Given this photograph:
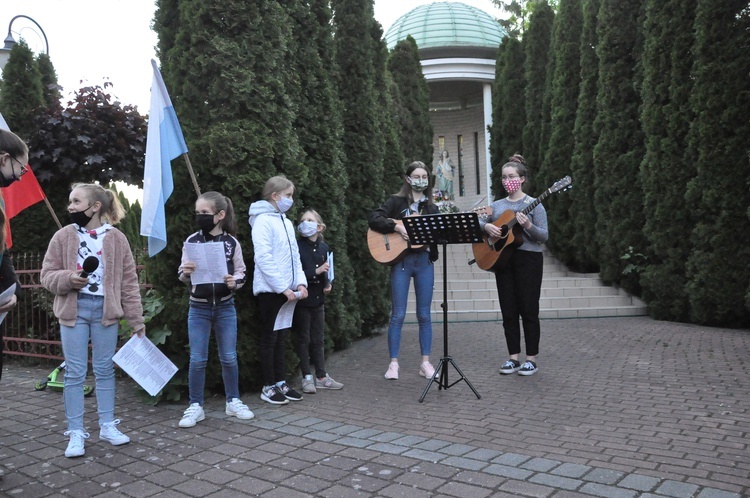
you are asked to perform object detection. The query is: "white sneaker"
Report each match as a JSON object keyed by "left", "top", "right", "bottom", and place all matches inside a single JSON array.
[
  {"left": 179, "top": 403, "right": 205, "bottom": 428},
  {"left": 64, "top": 430, "right": 89, "bottom": 458},
  {"left": 302, "top": 374, "right": 317, "bottom": 394},
  {"left": 99, "top": 419, "right": 130, "bottom": 445},
  {"left": 225, "top": 398, "right": 255, "bottom": 420}
]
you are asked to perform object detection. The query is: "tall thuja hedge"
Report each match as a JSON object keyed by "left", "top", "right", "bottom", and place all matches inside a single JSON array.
[
  {"left": 684, "top": 1, "right": 750, "bottom": 327},
  {"left": 280, "top": 0, "right": 360, "bottom": 349},
  {"left": 539, "top": 0, "right": 582, "bottom": 265},
  {"left": 522, "top": 0, "right": 554, "bottom": 193},
  {"left": 332, "top": 0, "right": 390, "bottom": 333},
  {"left": 491, "top": 37, "right": 526, "bottom": 197},
  {"left": 387, "top": 36, "right": 433, "bottom": 167},
  {"left": 638, "top": 0, "right": 696, "bottom": 321},
  {"left": 36, "top": 54, "right": 61, "bottom": 111},
  {"left": 0, "top": 40, "right": 43, "bottom": 138},
  {"left": 153, "top": 0, "right": 304, "bottom": 391},
  {"left": 568, "top": 0, "right": 600, "bottom": 271},
  {"left": 488, "top": 41, "right": 507, "bottom": 199},
  {"left": 592, "top": 0, "right": 646, "bottom": 291}
]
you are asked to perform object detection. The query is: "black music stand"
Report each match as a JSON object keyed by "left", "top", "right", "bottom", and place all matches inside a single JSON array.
[{"left": 403, "top": 212, "right": 484, "bottom": 403}]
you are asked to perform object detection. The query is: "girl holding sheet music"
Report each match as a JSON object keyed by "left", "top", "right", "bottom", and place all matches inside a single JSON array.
[
  {"left": 41, "top": 183, "right": 145, "bottom": 458},
  {"left": 292, "top": 209, "right": 343, "bottom": 393},
  {"left": 177, "top": 191, "right": 254, "bottom": 428},
  {"left": 248, "top": 176, "right": 307, "bottom": 405}
]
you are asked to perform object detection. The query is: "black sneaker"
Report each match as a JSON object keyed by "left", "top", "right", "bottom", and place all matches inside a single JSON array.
[
  {"left": 518, "top": 361, "right": 538, "bottom": 376},
  {"left": 260, "top": 385, "right": 289, "bottom": 405},
  {"left": 279, "top": 382, "right": 303, "bottom": 401},
  {"left": 499, "top": 359, "right": 521, "bottom": 375}
]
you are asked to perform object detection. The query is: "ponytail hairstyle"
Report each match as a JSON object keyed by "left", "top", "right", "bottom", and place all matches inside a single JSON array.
[
  {"left": 71, "top": 183, "right": 126, "bottom": 224},
  {"left": 262, "top": 175, "right": 294, "bottom": 200},
  {"left": 502, "top": 153, "right": 528, "bottom": 178},
  {"left": 396, "top": 161, "right": 435, "bottom": 206},
  {"left": 199, "top": 191, "right": 237, "bottom": 236}
]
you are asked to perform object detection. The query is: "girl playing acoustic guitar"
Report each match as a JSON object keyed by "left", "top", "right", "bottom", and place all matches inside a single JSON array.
[
  {"left": 368, "top": 161, "right": 439, "bottom": 381},
  {"left": 481, "top": 155, "right": 548, "bottom": 376}
]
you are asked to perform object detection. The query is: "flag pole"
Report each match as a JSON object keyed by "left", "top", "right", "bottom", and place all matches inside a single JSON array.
[
  {"left": 182, "top": 153, "right": 201, "bottom": 197},
  {"left": 43, "top": 197, "right": 62, "bottom": 229}
]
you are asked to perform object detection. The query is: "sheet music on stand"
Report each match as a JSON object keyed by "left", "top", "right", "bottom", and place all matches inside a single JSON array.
[{"left": 403, "top": 212, "right": 484, "bottom": 246}]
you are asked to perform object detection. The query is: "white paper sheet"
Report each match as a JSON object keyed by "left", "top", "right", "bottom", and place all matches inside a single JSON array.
[
  {"left": 113, "top": 335, "right": 178, "bottom": 396},
  {"left": 184, "top": 242, "right": 228, "bottom": 284},
  {"left": 273, "top": 300, "right": 297, "bottom": 331},
  {"left": 327, "top": 252, "right": 334, "bottom": 282},
  {"left": 0, "top": 283, "right": 16, "bottom": 325}
]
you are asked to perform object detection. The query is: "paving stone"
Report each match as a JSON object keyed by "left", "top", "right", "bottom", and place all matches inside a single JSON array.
[{"left": 655, "top": 480, "right": 700, "bottom": 497}]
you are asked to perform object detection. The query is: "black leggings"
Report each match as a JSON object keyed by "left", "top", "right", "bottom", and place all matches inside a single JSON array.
[
  {"left": 257, "top": 293, "right": 289, "bottom": 386},
  {"left": 494, "top": 250, "right": 543, "bottom": 357}
]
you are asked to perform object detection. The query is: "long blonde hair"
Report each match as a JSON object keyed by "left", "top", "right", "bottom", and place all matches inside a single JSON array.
[
  {"left": 262, "top": 175, "right": 294, "bottom": 200},
  {"left": 71, "top": 183, "right": 126, "bottom": 224}
]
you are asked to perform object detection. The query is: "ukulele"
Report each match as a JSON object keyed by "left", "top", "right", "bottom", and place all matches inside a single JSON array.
[
  {"left": 470, "top": 176, "right": 572, "bottom": 272},
  {"left": 368, "top": 206, "right": 493, "bottom": 265}
]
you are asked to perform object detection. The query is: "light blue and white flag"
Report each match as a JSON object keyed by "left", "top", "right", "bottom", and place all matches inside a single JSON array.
[
  {"left": 140, "top": 59, "right": 188, "bottom": 256},
  {"left": 0, "top": 111, "right": 9, "bottom": 131}
]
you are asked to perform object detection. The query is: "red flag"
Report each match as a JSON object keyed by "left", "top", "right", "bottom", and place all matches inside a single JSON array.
[
  {"left": 0, "top": 165, "right": 47, "bottom": 249},
  {"left": 1, "top": 164, "right": 46, "bottom": 218}
]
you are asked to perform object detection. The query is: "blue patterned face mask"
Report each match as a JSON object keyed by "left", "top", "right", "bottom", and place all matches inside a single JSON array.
[
  {"left": 297, "top": 221, "right": 318, "bottom": 237},
  {"left": 409, "top": 178, "right": 429, "bottom": 192}
]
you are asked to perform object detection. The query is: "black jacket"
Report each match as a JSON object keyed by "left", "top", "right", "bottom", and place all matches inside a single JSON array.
[{"left": 296, "top": 237, "right": 330, "bottom": 308}]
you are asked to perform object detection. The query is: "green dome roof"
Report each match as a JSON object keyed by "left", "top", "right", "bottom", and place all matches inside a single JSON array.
[{"left": 385, "top": 2, "right": 506, "bottom": 53}]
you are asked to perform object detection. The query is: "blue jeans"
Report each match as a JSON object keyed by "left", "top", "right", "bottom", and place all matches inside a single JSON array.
[
  {"left": 388, "top": 251, "right": 434, "bottom": 358},
  {"left": 60, "top": 294, "right": 118, "bottom": 431},
  {"left": 187, "top": 300, "right": 240, "bottom": 404}
]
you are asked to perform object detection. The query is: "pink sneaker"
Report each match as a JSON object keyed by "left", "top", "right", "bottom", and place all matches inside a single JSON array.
[
  {"left": 419, "top": 361, "right": 437, "bottom": 379},
  {"left": 384, "top": 362, "right": 399, "bottom": 380}
]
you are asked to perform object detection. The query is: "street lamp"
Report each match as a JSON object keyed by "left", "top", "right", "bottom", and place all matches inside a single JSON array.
[{"left": 0, "top": 15, "right": 49, "bottom": 72}]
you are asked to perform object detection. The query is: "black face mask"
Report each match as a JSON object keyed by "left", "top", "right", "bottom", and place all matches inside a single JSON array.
[
  {"left": 196, "top": 214, "right": 218, "bottom": 234},
  {"left": 70, "top": 207, "right": 94, "bottom": 227},
  {"left": 0, "top": 164, "right": 19, "bottom": 188}
]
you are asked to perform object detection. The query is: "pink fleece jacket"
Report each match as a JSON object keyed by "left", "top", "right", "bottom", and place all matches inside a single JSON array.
[{"left": 41, "top": 224, "right": 145, "bottom": 332}]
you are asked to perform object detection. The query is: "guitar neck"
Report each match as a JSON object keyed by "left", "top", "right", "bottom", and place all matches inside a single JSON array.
[{"left": 506, "top": 189, "right": 551, "bottom": 227}]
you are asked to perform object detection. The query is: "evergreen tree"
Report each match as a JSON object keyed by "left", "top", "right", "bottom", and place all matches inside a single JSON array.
[
  {"left": 36, "top": 53, "right": 62, "bottom": 111},
  {"left": 592, "top": 0, "right": 646, "bottom": 291},
  {"left": 280, "top": 0, "right": 360, "bottom": 349},
  {"left": 538, "top": 0, "right": 582, "bottom": 265},
  {"left": 153, "top": 0, "right": 303, "bottom": 391},
  {"left": 387, "top": 36, "right": 433, "bottom": 167},
  {"left": 568, "top": 0, "right": 600, "bottom": 271},
  {"left": 522, "top": 0, "right": 554, "bottom": 193},
  {"left": 0, "top": 40, "right": 44, "bottom": 138},
  {"left": 489, "top": 41, "right": 507, "bottom": 198},
  {"left": 491, "top": 38, "right": 526, "bottom": 198},
  {"left": 332, "top": 0, "right": 390, "bottom": 333},
  {"left": 638, "top": 0, "right": 696, "bottom": 321},
  {"left": 684, "top": 1, "right": 750, "bottom": 326}
]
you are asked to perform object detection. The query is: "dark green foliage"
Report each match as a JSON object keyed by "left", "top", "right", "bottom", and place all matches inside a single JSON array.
[
  {"left": 568, "top": 0, "right": 600, "bottom": 271},
  {"left": 523, "top": 0, "right": 554, "bottom": 191},
  {"left": 152, "top": 0, "right": 304, "bottom": 394},
  {"left": 592, "top": 0, "right": 646, "bottom": 291},
  {"left": 638, "top": 0, "right": 696, "bottom": 321},
  {"left": 333, "top": 0, "right": 391, "bottom": 333},
  {"left": 490, "top": 38, "right": 526, "bottom": 198},
  {"left": 36, "top": 53, "right": 62, "bottom": 111},
  {"left": 281, "top": 0, "right": 360, "bottom": 350},
  {"left": 538, "top": 0, "right": 582, "bottom": 265},
  {"left": 683, "top": 1, "right": 750, "bottom": 326},
  {"left": 387, "top": 36, "right": 434, "bottom": 167},
  {"left": 12, "top": 84, "right": 147, "bottom": 253},
  {"left": 115, "top": 191, "right": 145, "bottom": 254},
  {"left": 0, "top": 40, "right": 44, "bottom": 138}
]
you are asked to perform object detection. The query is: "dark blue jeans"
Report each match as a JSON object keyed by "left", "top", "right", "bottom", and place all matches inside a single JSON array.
[
  {"left": 187, "top": 300, "right": 240, "bottom": 404},
  {"left": 388, "top": 251, "right": 434, "bottom": 358}
]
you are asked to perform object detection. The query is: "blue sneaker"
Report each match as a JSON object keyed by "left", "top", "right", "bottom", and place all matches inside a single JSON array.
[
  {"left": 499, "top": 359, "right": 521, "bottom": 375},
  {"left": 518, "top": 361, "right": 538, "bottom": 376}
]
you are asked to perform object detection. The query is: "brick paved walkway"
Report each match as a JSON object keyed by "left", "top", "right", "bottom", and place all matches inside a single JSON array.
[{"left": 1, "top": 316, "right": 748, "bottom": 497}]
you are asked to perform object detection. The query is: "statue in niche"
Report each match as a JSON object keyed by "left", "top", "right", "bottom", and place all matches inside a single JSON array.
[{"left": 433, "top": 149, "right": 455, "bottom": 200}]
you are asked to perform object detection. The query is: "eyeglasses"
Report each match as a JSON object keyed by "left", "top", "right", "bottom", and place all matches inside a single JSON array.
[{"left": 2, "top": 152, "right": 28, "bottom": 176}]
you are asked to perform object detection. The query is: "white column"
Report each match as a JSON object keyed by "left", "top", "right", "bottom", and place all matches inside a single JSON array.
[{"left": 482, "top": 82, "right": 493, "bottom": 203}]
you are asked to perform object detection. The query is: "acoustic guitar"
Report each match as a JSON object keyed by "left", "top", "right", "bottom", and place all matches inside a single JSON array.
[
  {"left": 471, "top": 176, "right": 572, "bottom": 272},
  {"left": 368, "top": 206, "right": 493, "bottom": 265}
]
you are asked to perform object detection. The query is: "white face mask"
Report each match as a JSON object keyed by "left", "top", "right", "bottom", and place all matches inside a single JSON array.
[
  {"left": 276, "top": 196, "right": 293, "bottom": 213},
  {"left": 297, "top": 220, "right": 318, "bottom": 237}
]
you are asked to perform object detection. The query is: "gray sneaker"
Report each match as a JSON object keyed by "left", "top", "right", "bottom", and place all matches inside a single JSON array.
[
  {"left": 315, "top": 374, "right": 343, "bottom": 390},
  {"left": 302, "top": 374, "right": 317, "bottom": 394}
]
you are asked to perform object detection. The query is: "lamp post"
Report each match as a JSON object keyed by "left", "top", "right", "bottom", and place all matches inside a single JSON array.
[{"left": 0, "top": 15, "right": 49, "bottom": 72}]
